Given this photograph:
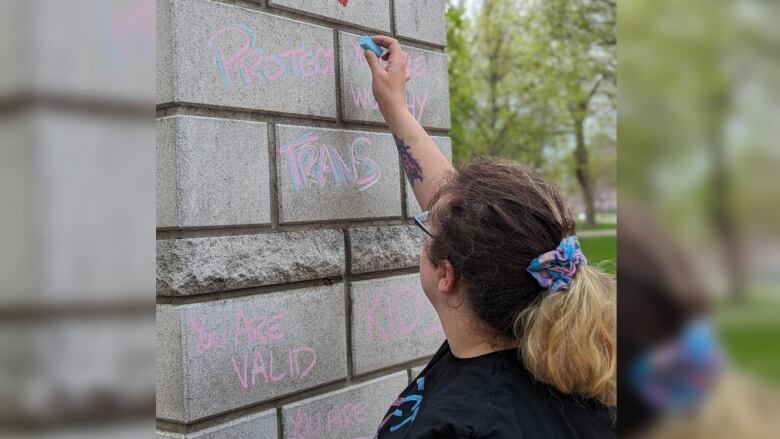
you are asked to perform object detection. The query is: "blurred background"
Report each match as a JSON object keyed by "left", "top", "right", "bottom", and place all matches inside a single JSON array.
[
  {"left": 0, "top": 0, "right": 155, "bottom": 437},
  {"left": 0, "top": 0, "right": 777, "bottom": 437},
  {"left": 618, "top": 0, "right": 780, "bottom": 435}
]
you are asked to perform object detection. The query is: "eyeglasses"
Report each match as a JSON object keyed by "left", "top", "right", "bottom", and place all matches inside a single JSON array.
[{"left": 414, "top": 210, "right": 433, "bottom": 237}]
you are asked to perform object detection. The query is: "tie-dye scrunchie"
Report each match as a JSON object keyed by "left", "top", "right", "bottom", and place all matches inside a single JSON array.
[{"left": 526, "top": 236, "right": 588, "bottom": 292}]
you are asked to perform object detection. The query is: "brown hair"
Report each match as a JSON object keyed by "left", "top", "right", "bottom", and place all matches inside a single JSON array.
[
  {"left": 427, "top": 157, "right": 616, "bottom": 406},
  {"left": 618, "top": 203, "right": 709, "bottom": 433}
]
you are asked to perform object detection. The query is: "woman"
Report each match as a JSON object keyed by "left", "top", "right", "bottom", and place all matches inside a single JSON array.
[{"left": 363, "top": 36, "right": 617, "bottom": 438}]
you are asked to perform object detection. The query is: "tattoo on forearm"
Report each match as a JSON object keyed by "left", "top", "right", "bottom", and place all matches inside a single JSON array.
[{"left": 393, "top": 135, "right": 424, "bottom": 185}]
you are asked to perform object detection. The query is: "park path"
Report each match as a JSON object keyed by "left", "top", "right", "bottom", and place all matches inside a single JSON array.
[{"left": 578, "top": 229, "right": 617, "bottom": 238}]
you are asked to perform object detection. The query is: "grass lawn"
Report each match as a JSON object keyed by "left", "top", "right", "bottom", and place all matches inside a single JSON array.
[
  {"left": 715, "top": 290, "right": 780, "bottom": 389},
  {"left": 578, "top": 235, "right": 616, "bottom": 274},
  {"left": 718, "top": 322, "right": 780, "bottom": 388}
]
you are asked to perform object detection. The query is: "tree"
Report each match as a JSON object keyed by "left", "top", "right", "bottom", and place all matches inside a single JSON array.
[
  {"left": 448, "top": 0, "right": 552, "bottom": 165},
  {"left": 445, "top": 0, "right": 616, "bottom": 224},
  {"left": 446, "top": 0, "right": 477, "bottom": 164},
  {"left": 619, "top": 0, "right": 745, "bottom": 299},
  {"left": 519, "top": 0, "right": 617, "bottom": 224}
]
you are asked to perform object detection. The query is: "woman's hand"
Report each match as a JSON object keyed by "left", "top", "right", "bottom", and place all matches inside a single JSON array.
[{"left": 363, "top": 35, "right": 412, "bottom": 123}]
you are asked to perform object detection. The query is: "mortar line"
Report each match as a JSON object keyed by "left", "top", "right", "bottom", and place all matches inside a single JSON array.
[
  {"left": 156, "top": 101, "right": 338, "bottom": 123},
  {"left": 275, "top": 407, "right": 284, "bottom": 439},
  {"left": 267, "top": 123, "right": 280, "bottom": 230},
  {"left": 156, "top": 276, "right": 344, "bottom": 305},
  {"left": 333, "top": 28, "right": 344, "bottom": 123},
  {"left": 350, "top": 266, "right": 420, "bottom": 282},
  {"left": 156, "top": 265, "right": 420, "bottom": 304},
  {"left": 343, "top": 229, "right": 355, "bottom": 380},
  {"left": 157, "top": 104, "right": 452, "bottom": 136},
  {"left": 156, "top": 419, "right": 185, "bottom": 434},
  {"left": 399, "top": 153, "right": 409, "bottom": 219},
  {"left": 156, "top": 217, "right": 411, "bottom": 240},
  {"left": 159, "top": 398, "right": 279, "bottom": 435},
  {"left": 389, "top": 0, "right": 397, "bottom": 35}
]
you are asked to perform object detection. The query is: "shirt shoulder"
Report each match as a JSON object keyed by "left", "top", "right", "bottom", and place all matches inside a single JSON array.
[
  {"left": 403, "top": 348, "right": 515, "bottom": 438},
  {"left": 429, "top": 348, "right": 615, "bottom": 439},
  {"left": 381, "top": 343, "right": 615, "bottom": 439}
]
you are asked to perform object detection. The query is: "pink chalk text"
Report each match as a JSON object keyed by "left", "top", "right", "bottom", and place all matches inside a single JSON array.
[
  {"left": 279, "top": 131, "right": 382, "bottom": 192},
  {"left": 364, "top": 286, "right": 443, "bottom": 342},
  {"left": 209, "top": 23, "right": 334, "bottom": 89},
  {"left": 231, "top": 346, "right": 317, "bottom": 389},
  {"left": 349, "top": 38, "right": 427, "bottom": 79},
  {"left": 290, "top": 400, "right": 368, "bottom": 439},
  {"left": 348, "top": 37, "right": 429, "bottom": 121},
  {"left": 186, "top": 310, "right": 318, "bottom": 390},
  {"left": 349, "top": 86, "right": 429, "bottom": 122}
]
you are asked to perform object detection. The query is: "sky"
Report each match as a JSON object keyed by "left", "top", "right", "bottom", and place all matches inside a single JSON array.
[{"left": 464, "top": 0, "right": 482, "bottom": 17}]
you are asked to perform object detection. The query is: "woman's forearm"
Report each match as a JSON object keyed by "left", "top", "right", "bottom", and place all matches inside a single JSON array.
[
  {"left": 361, "top": 34, "right": 454, "bottom": 210},
  {"left": 384, "top": 108, "right": 454, "bottom": 211}
]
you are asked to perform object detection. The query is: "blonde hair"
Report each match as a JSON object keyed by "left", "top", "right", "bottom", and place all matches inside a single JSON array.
[
  {"left": 646, "top": 373, "right": 780, "bottom": 439},
  {"left": 516, "top": 265, "right": 616, "bottom": 406}
]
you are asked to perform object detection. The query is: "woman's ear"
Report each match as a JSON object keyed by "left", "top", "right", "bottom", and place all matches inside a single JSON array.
[{"left": 437, "top": 259, "right": 458, "bottom": 295}]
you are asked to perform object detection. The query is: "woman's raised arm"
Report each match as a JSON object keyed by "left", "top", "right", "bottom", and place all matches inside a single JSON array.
[{"left": 363, "top": 35, "right": 454, "bottom": 211}]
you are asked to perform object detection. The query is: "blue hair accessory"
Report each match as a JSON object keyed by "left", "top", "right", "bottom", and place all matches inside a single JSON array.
[
  {"left": 629, "top": 319, "right": 724, "bottom": 414},
  {"left": 526, "top": 236, "right": 588, "bottom": 292}
]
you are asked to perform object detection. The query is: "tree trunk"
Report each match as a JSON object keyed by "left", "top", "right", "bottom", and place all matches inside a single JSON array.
[
  {"left": 707, "top": 92, "right": 744, "bottom": 301},
  {"left": 573, "top": 115, "right": 596, "bottom": 225}
]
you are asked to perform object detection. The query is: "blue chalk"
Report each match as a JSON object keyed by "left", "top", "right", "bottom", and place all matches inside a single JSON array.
[{"left": 359, "top": 35, "right": 383, "bottom": 58}]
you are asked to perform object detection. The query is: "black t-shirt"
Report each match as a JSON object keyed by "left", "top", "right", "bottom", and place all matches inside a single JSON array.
[{"left": 374, "top": 341, "right": 616, "bottom": 439}]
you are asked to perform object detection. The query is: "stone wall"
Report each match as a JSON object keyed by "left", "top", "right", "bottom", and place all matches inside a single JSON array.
[{"left": 156, "top": 0, "right": 450, "bottom": 437}]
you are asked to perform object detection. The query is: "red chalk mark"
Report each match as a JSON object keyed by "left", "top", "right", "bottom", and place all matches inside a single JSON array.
[{"left": 338, "top": 0, "right": 349, "bottom": 6}]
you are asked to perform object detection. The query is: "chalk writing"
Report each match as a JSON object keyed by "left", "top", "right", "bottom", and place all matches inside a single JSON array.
[
  {"left": 234, "top": 310, "right": 285, "bottom": 347},
  {"left": 188, "top": 314, "right": 228, "bottom": 354},
  {"left": 209, "top": 23, "right": 334, "bottom": 89},
  {"left": 187, "top": 311, "right": 286, "bottom": 354},
  {"left": 349, "top": 38, "right": 427, "bottom": 79},
  {"left": 290, "top": 401, "right": 367, "bottom": 439},
  {"left": 279, "top": 131, "right": 381, "bottom": 192},
  {"left": 347, "top": 37, "right": 429, "bottom": 122},
  {"left": 364, "top": 287, "right": 442, "bottom": 341},
  {"left": 231, "top": 346, "right": 316, "bottom": 389},
  {"left": 187, "top": 310, "right": 319, "bottom": 390},
  {"left": 349, "top": 86, "right": 429, "bottom": 122}
]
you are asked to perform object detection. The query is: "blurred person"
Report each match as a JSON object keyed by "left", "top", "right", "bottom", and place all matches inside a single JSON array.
[
  {"left": 618, "top": 204, "right": 780, "bottom": 439},
  {"left": 363, "top": 35, "right": 616, "bottom": 438}
]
